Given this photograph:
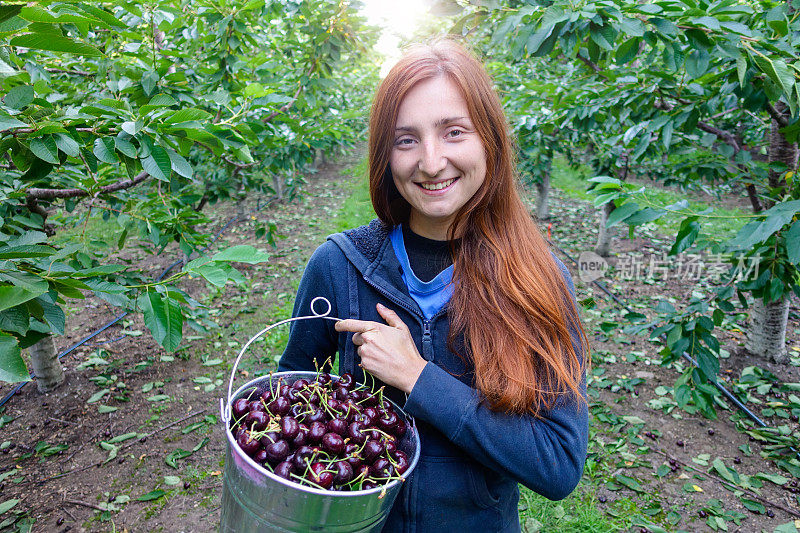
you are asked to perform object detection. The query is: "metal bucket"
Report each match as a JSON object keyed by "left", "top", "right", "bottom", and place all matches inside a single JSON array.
[{"left": 219, "top": 298, "right": 421, "bottom": 532}]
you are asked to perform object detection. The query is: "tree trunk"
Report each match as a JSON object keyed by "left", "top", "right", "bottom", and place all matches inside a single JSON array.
[
  {"left": 534, "top": 169, "right": 551, "bottom": 221},
  {"left": 314, "top": 148, "right": 326, "bottom": 168},
  {"left": 29, "top": 335, "right": 64, "bottom": 393},
  {"left": 272, "top": 173, "right": 284, "bottom": 201},
  {"left": 745, "top": 296, "right": 790, "bottom": 363},
  {"left": 765, "top": 101, "right": 798, "bottom": 208},
  {"left": 594, "top": 202, "right": 615, "bottom": 257}
]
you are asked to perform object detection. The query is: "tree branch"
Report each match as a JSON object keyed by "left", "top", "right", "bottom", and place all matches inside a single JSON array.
[
  {"left": 263, "top": 83, "right": 304, "bottom": 123},
  {"left": 765, "top": 101, "right": 789, "bottom": 127},
  {"left": 26, "top": 171, "right": 150, "bottom": 200},
  {"left": 45, "top": 67, "right": 93, "bottom": 76},
  {"left": 576, "top": 53, "right": 608, "bottom": 80}
]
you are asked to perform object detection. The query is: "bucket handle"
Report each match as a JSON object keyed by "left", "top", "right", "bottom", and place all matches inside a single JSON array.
[{"left": 221, "top": 296, "right": 342, "bottom": 423}]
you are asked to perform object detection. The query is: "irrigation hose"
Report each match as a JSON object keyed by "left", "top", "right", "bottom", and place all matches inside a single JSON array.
[
  {"left": 550, "top": 241, "right": 769, "bottom": 429},
  {"left": 0, "top": 195, "right": 276, "bottom": 409}
]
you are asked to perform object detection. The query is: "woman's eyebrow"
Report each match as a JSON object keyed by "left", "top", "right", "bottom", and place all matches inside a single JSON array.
[{"left": 395, "top": 116, "right": 470, "bottom": 132}]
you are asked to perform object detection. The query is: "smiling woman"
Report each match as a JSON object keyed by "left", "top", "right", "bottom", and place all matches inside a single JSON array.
[{"left": 280, "top": 39, "right": 590, "bottom": 532}]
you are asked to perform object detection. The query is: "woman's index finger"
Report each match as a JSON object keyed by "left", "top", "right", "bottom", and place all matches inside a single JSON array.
[{"left": 334, "top": 319, "right": 377, "bottom": 333}]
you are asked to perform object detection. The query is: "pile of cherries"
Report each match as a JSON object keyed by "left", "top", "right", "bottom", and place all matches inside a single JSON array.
[{"left": 229, "top": 371, "right": 412, "bottom": 491}]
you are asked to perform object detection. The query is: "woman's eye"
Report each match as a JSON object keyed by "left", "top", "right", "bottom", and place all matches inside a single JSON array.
[
  {"left": 446, "top": 129, "right": 464, "bottom": 138},
  {"left": 395, "top": 138, "right": 414, "bottom": 146}
]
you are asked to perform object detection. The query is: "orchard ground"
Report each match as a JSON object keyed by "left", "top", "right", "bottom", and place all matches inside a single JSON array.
[{"left": 0, "top": 150, "right": 798, "bottom": 532}]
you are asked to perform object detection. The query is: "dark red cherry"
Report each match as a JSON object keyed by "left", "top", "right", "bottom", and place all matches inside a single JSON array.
[
  {"left": 253, "top": 449, "right": 269, "bottom": 465},
  {"left": 393, "top": 418, "right": 408, "bottom": 438},
  {"left": 274, "top": 460, "right": 294, "bottom": 480},
  {"left": 333, "top": 460, "right": 354, "bottom": 484},
  {"left": 338, "top": 373, "right": 354, "bottom": 390},
  {"left": 236, "top": 431, "right": 261, "bottom": 457},
  {"left": 293, "top": 446, "right": 315, "bottom": 470},
  {"left": 305, "top": 409, "right": 326, "bottom": 424},
  {"left": 362, "top": 480, "right": 378, "bottom": 490},
  {"left": 310, "top": 462, "right": 334, "bottom": 489},
  {"left": 384, "top": 439, "right": 397, "bottom": 455},
  {"left": 249, "top": 400, "right": 266, "bottom": 413},
  {"left": 371, "top": 457, "right": 392, "bottom": 478},
  {"left": 317, "top": 372, "right": 332, "bottom": 386},
  {"left": 291, "top": 378, "right": 310, "bottom": 391},
  {"left": 280, "top": 416, "right": 300, "bottom": 440},
  {"left": 264, "top": 440, "right": 290, "bottom": 464},
  {"left": 363, "top": 440, "right": 384, "bottom": 464},
  {"left": 245, "top": 410, "right": 269, "bottom": 431},
  {"left": 348, "top": 422, "right": 366, "bottom": 444},
  {"left": 321, "top": 432, "right": 345, "bottom": 455},
  {"left": 308, "top": 421, "right": 327, "bottom": 443},
  {"left": 363, "top": 407, "right": 379, "bottom": 420},
  {"left": 327, "top": 418, "right": 347, "bottom": 436},
  {"left": 393, "top": 450, "right": 410, "bottom": 474},
  {"left": 268, "top": 397, "right": 290, "bottom": 416},
  {"left": 259, "top": 431, "right": 280, "bottom": 447},
  {"left": 378, "top": 411, "right": 398, "bottom": 433},
  {"left": 232, "top": 398, "right": 250, "bottom": 419}
]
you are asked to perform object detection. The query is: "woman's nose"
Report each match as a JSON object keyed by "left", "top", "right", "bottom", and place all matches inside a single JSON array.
[{"left": 418, "top": 139, "right": 447, "bottom": 177}]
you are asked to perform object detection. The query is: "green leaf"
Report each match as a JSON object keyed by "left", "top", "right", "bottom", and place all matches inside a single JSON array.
[
  {"left": 87, "top": 389, "right": 109, "bottom": 403},
  {"left": 93, "top": 137, "right": 118, "bottom": 164},
  {"left": 140, "top": 293, "right": 182, "bottom": 352},
  {"left": 141, "top": 144, "right": 171, "bottom": 182},
  {"left": 10, "top": 33, "right": 103, "bottom": 57},
  {"left": 3, "top": 84, "right": 33, "bottom": 110},
  {"left": 114, "top": 135, "right": 137, "bottom": 158},
  {"left": 614, "top": 473, "right": 644, "bottom": 492},
  {"left": 0, "top": 333, "right": 28, "bottom": 383},
  {"left": 606, "top": 202, "right": 640, "bottom": 227},
  {"left": 752, "top": 55, "right": 796, "bottom": 106},
  {"left": 615, "top": 38, "right": 640, "bottom": 65},
  {"left": 0, "top": 282, "right": 49, "bottom": 312},
  {"left": 624, "top": 207, "right": 665, "bottom": 226},
  {"left": 736, "top": 55, "right": 747, "bottom": 86},
  {"left": 98, "top": 405, "right": 117, "bottom": 413},
  {"left": 29, "top": 135, "right": 59, "bottom": 164},
  {"left": 191, "top": 264, "right": 228, "bottom": 287},
  {"left": 786, "top": 221, "right": 800, "bottom": 265},
  {"left": 212, "top": 245, "right": 270, "bottom": 264},
  {"left": 527, "top": 26, "right": 555, "bottom": 56},
  {"left": 162, "top": 108, "right": 212, "bottom": 125},
  {"left": 670, "top": 218, "right": 700, "bottom": 255},
  {"left": 0, "top": 114, "right": 26, "bottom": 132},
  {"left": 0, "top": 5, "right": 22, "bottom": 24},
  {"left": 136, "top": 489, "right": 166, "bottom": 502},
  {"left": 167, "top": 149, "right": 192, "bottom": 178},
  {"left": 54, "top": 133, "right": 79, "bottom": 157},
  {"left": 0, "top": 498, "right": 19, "bottom": 514},
  {"left": 141, "top": 70, "right": 159, "bottom": 96}
]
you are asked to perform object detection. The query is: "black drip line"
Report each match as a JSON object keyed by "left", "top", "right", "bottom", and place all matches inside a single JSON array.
[
  {"left": 549, "top": 241, "right": 769, "bottom": 429},
  {"left": 0, "top": 195, "right": 276, "bottom": 409}
]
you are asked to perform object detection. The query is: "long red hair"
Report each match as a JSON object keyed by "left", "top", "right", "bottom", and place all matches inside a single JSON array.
[{"left": 368, "top": 40, "right": 588, "bottom": 416}]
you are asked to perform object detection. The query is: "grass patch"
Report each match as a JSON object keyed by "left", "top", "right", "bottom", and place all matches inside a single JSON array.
[
  {"left": 329, "top": 157, "right": 375, "bottom": 233},
  {"left": 519, "top": 485, "right": 629, "bottom": 532},
  {"left": 550, "top": 157, "right": 750, "bottom": 244}
]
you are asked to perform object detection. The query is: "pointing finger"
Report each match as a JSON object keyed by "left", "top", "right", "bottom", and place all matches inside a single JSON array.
[
  {"left": 376, "top": 303, "right": 408, "bottom": 331},
  {"left": 335, "top": 319, "right": 379, "bottom": 334}
]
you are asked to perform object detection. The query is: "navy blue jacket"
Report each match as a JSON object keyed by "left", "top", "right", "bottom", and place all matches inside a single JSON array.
[{"left": 278, "top": 220, "right": 588, "bottom": 533}]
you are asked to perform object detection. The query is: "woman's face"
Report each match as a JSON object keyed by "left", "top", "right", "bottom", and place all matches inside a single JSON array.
[{"left": 389, "top": 75, "right": 487, "bottom": 240}]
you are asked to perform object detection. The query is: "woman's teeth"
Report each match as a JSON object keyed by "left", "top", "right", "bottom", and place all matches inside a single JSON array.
[{"left": 419, "top": 178, "right": 455, "bottom": 191}]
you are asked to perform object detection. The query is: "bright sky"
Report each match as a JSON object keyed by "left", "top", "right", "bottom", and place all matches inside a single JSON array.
[{"left": 359, "top": 0, "right": 431, "bottom": 77}]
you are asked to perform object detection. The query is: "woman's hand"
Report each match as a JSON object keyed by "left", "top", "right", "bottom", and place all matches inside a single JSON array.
[{"left": 334, "top": 303, "right": 427, "bottom": 394}]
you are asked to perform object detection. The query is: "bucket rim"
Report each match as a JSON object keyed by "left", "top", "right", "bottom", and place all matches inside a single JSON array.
[{"left": 221, "top": 370, "right": 421, "bottom": 498}]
